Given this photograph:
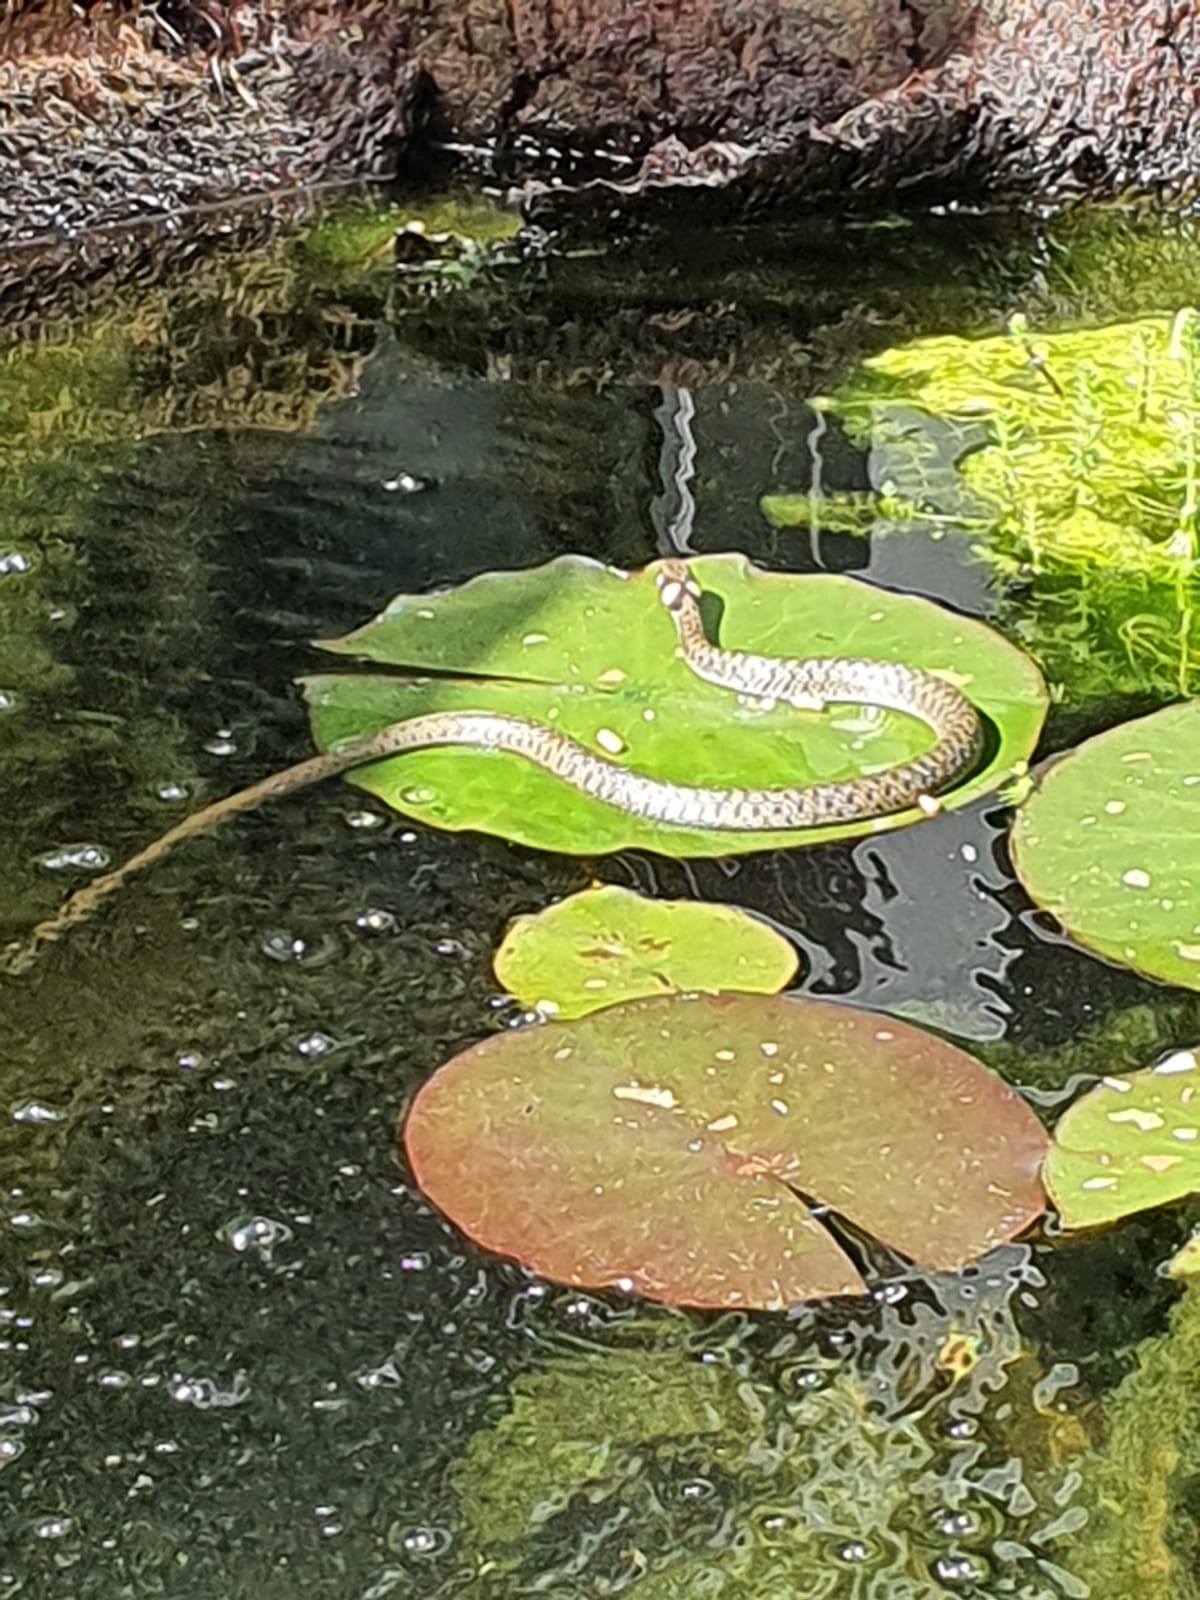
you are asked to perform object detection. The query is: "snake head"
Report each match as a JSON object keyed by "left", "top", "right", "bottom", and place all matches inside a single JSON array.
[{"left": 656, "top": 560, "right": 702, "bottom": 612}]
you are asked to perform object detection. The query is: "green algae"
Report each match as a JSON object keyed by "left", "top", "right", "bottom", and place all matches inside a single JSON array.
[
  {"left": 298, "top": 191, "right": 522, "bottom": 289},
  {"left": 1065, "top": 1286, "right": 1200, "bottom": 1600},
  {"left": 450, "top": 1319, "right": 1083, "bottom": 1599},
  {"left": 452, "top": 1347, "right": 746, "bottom": 1551}
]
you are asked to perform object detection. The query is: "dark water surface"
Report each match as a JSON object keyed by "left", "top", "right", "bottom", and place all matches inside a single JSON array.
[{"left": 1, "top": 209, "right": 1198, "bottom": 1598}]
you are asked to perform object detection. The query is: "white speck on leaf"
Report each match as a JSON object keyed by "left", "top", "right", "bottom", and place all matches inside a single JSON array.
[{"left": 1107, "top": 1108, "right": 1164, "bottom": 1132}]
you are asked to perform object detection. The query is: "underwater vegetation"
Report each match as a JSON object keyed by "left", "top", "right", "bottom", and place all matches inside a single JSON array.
[
  {"left": 766, "top": 310, "right": 1200, "bottom": 711},
  {"left": 447, "top": 1284, "right": 1091, "bottom": 1599}
]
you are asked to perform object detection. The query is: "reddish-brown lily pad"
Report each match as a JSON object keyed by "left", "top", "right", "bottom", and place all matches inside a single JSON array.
[{"left": 403, "top": 992, "right": 1048, "bottom": 1310}]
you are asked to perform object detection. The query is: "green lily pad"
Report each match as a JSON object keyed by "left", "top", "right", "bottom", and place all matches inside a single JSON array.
[
  {"left": 303, "top": 553, "right": 1047, "bottom": 858},
  {"left": 403, "top": 992, "right": 1048, "bottom": 1310},
  {"left": 1011, "top": 702, "right": 1200, "bottom": 990},
  {"left": 1045, "top": 1045, "right": 1200, "bottom": 1228},
  {"left": 493, "top": 884, "right": 799, "bottom": 1020}
]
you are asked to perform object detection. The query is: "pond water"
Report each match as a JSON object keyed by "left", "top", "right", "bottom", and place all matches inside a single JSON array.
[{"left": 1, "top": 201, "right": 1199, "bottom": 1599}]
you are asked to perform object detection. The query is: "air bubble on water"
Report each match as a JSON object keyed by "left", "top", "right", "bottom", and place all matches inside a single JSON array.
[
  {"left": 400, "top": 1252, "right": 431, "bottom": 1271},
  {"left": 680, "top": 1478, "right": 714, "bottom": 1500},
  {"left": 355, "top": 908, "right": 397, "bottom": 936},
  {"left": 381, "top": 472, "right": 433, "bottom": 494},
  {"left": 0, "top": 1437, "right": 24, "bottom": 1466},
  {"left": 157, "top": 782, "right": 188, "bottom": 802},
  {"left": 169, "top": 1371, "right": 251, "bottom": 1409},
  {"left": 933, "top": 1554, "right": 985, "bottom": 1585},
  {"left": 221, "top": 1215, "right": 293, "bottom": 1267},
  {"left": 32, "top": 1517, "right": 72, "bottom": 1540},
  {"left": 399, "top": 1526, "right": 449, "bottom": 1557},
  {"left": 28, "top": 1268, "right": 63, "bottom": 1290},
  {"left": 7, "top": 1212, "right": 41, "bottom": 1233},
  {"left": 834, "top": 1541, "right": 870, "bottom": 1564},
  {"left": 177, "top": 1052, "right": 204, "bottom": 1071},
  {"left": 295, "top": 1032, "right": 337, "bottom": 1059},
  {"left": 0, "top": 552, "right": 32, "bottom": 577},
  {"left": 38, "top": 843, "right": 110, "bottom": 874},
  {"left": 872, "top": 1282, "right": 908, "bottom": 1306},
  {"left": 115, "top": 1333, "right": 141, "bottom": 1351},
  {"left": 344, "top": 809, "right": 386, "bottom": 831},
  {"left": 435, "top": 937, "right": 467, "bottom": 957},
  {"left": 938, "top": 1510, "right": 980, "bottom": 1539},
  {"left": 260, "top": 931, "right": 340, "bottom": 967},
  {"left": 0, "top": 691, "right": 16, "bottom": 713},
  {"left": 94, "top": 1370, "right": 132, "bottom": 1391},
  {"left": 204, "top": 734, "right": 237, "bottom": 757},
  {"left": 11, "top": 1102, "right": 64, "bottom": 1126}
]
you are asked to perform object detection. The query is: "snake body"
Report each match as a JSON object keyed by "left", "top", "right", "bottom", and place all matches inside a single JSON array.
[{"left": 2, "top": 559, "right": 982, "bottom": 972}]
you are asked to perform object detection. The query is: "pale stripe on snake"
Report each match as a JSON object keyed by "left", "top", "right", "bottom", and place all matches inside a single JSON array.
[{"left": 1, "top": 558, "right": 982, "bottom": 973}]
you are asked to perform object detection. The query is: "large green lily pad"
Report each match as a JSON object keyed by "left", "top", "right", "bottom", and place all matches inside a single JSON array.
[
  {"left": 1011, "top": 702, "right": 1200, "bottom": 990},
  {"left": 1045, "top": 1045, "right": 1200, "bottom": 1229},
  {"left": 403, "top": 992, "right": 1048, "bottom": 1310},
  {"left": 493, "top": 884, "right": 799, "bottom": 1019},
  {"left": 303, "top": 554, "right": 1047, "bottom": 857}
]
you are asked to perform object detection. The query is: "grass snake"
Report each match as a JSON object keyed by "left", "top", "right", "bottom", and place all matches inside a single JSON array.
[{"left": 2, "top": 558, "right": 982, "bottom": 973}]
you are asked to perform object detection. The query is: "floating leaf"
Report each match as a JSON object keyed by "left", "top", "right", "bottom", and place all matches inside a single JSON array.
[
  {"left": 493, "top": 884, "right": 798, "bottom": 1020},
  {"left": 403, "top": 992, "right": 1048, "bottom": 1310},
  {"left": 1011, "top": 702, "right": 1200, "bottom": 990},
  {"left": 1046, "top": 1046, "right": 1200, "bottom": 1228},
  {"left": 304, "top": 553, "right": 1047, "bottom": 858}
]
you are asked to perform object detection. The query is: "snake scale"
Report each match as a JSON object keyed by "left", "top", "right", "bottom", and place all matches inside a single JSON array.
[{"left": 1, "top": 559, "right": 982, "bottom": 974}]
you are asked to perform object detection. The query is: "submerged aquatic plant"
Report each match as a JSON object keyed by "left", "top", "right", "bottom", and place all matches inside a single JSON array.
[
  {"left": 786, "top": 310, "right": 1200, "bottom": 707},
  {"left": 449, "top": 1269, "right": 1089, "bottom": 1599},
  {"left": 1063, "top": 1283, "right": 1200, "bottom": 1600}
]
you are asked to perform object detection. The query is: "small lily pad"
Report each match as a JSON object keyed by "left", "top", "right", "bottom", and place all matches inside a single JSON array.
[
  {"left": 1045, "top": 1045, "right": 1200, "bottom": 1228},
  {"left": 304, "top": 553, "right": 1047, "bottom": 858},
  {"left": 493, "top": 885, "right": 799, "bottom": 1020},
  {"left": 403, "top": 992, "right": 1048, "bottom": 1310},
  {"left": 1012, "top": 702, "right": 1200, "bottom": 990}
]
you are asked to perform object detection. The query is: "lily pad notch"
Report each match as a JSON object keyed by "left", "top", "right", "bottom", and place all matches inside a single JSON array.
[{"left": 404, "top": 990, "right": 1049, "bottom": 1311}]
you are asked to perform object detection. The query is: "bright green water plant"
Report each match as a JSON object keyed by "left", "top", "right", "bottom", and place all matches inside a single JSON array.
[
  {"left": 305, "top": 553, "right": 1046, "bottom": 858},
  {"left": 493, "top": 883, "right": 799, "bottom": 1019},
  {"left": 1011, "top": 701, "right": 1200, "bottom": 991},
  {"left": 789, "top": 310, "right": 1200, "bottom": 707},
  {"left": 403, "top": 990, "right": 1048, "bottom": 1309}
]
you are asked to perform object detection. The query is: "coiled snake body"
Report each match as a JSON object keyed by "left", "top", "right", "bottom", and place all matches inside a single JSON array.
[{"left": 3, "top": 560, "right": 982, "bottom": 973}]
